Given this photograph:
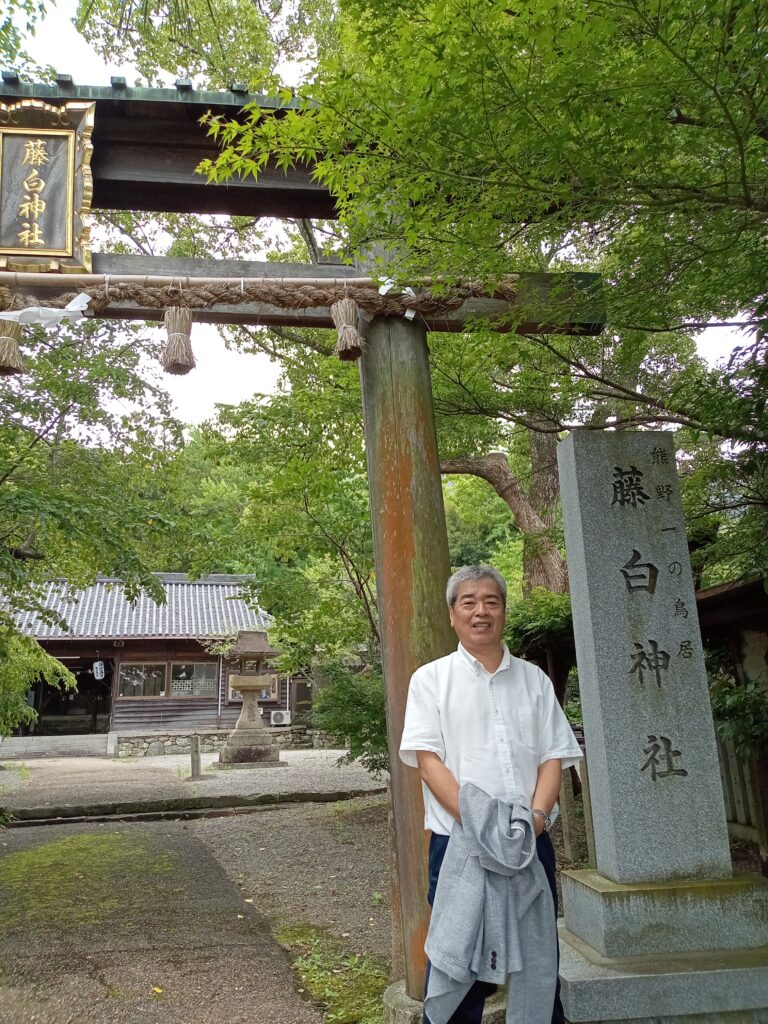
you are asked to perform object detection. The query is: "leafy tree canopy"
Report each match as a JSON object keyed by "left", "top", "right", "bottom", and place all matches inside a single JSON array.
[
  {"left": 0, "top": 316, "right": 183, "bottom": 612},
  {"left": 76, "top": 0, "right": 336, "bottom": 88},
  {"left": 1, "top": 0, "right": 47, "bottom": 72},
  {"left": 203, "top": 0, "right": 766, "bottom": 330},
  {"left": 190, "top": 0, "right": 767, "bottom": 455},
  {"left": 0, "top": 311, "right": 184, "bottom": 731}
]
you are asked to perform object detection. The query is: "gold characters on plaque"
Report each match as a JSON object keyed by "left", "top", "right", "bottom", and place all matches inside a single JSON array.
[{"left": 17, "top": 138, "right": 49, "bottom": 248}]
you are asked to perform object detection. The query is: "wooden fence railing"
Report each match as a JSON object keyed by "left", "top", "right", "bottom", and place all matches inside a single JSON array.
[{"left": 716, "top": 735, "right": 761, "bottom": 844}]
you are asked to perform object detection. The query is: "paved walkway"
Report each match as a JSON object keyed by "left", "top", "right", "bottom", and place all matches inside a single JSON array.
[
  {"left": 0, "top": 818, "right": 327, "bottom": 1024},
  {"left": 0, "top": 751, "right": 389, "bottom": 1023},
  {"left": 0, "top": 749, "right": 387, "bottom": 820}
]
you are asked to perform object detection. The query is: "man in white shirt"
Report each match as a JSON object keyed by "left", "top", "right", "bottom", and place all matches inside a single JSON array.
[{"left": 400, "top": 565, "right": 583, "bottom": 1024}]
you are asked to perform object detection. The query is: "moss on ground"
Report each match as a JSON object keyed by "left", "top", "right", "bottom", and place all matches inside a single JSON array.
[
  {"left": 276, "top": 923, "right": 388, "bottom": 1024},
  {"left": 0, "top": 832, "right": 178, "bottom": 931},
  {"left": 326, "top": 794, "right": 389, "bottom": 844}
]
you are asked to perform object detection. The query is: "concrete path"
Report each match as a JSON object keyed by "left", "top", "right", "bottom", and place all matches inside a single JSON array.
[
  {"left": 0, "top": 732, "right": 111, "bottom": 758},
  {"left": 0, "top": 818, "right": 326, "bottom": 1024},
  {"left": 0, "top": 749, "right": 387, "bottom": 821}
]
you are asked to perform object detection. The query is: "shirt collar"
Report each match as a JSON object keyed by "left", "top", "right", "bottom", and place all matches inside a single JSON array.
[{"left": 457, "top": 642, "right": 511, "bottom": 676}]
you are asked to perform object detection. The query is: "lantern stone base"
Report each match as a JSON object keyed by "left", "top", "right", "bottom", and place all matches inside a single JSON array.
[
  {"left": 559, "top": 923, "right": 768, "bottom": 1024},
  {"left": 217, "top": 756, "right": 285, "bottom": 769},
  {"left": 216, "top": 758, "right": 287, "bottom": 769},
  {"left": 217, "top": 728, "right": 282, "bottom": 767},
  {"left": 562, "top": 869, "right": 768, "bottom": 958}
]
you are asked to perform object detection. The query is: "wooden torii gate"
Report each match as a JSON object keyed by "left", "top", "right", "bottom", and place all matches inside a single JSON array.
[{"left": 0, "top": 79, "right": 604, "bottom": 999}]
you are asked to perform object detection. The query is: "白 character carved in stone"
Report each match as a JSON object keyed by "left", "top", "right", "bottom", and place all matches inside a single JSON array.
[{"left": 620, "top": 549, "right": 659, "bottom": 593}]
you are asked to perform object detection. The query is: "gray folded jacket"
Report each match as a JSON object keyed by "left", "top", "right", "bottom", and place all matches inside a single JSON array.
[{"left": 424, "top": 783, "right": 557, "bottom": 1024}]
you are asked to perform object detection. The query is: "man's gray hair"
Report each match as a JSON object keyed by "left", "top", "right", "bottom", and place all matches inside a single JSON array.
[{"left": 446, "top": 565, "right": 507, "bottom": 608}]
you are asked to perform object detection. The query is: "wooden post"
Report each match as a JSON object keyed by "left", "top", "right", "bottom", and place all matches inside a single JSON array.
[
  {"left": 559, "top": 765, "right": 576, "bottom": 863},
  {"left": 748, "top": 757, "right": 768, "bottom": 877},
  {"left": 580, "top": 755, "right": 597, "bottom": 870},
  {"left": 190, "top": 734, "right": 202, "bottom": 780},
  {"left": 388, "top": 784, "right": 406, "bottom": 981},
  {"left": 359, "top": 315, "right": 455, "bottom": 999}
]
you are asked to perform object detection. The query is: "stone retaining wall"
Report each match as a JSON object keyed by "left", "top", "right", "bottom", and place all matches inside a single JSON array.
[{"left": 116, "top": 725, "right": 339, "bottom": 758}]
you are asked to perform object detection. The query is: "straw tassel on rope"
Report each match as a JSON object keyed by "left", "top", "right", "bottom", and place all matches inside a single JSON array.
[
  {"left": 162, "top": 306, "right": 195, "bottom": 375},
  {"left": 0, "top": 320, "right": 25, "bottom": 376},
  {"left": 330, "top": 297, "right": 365, "bottom": 361}
]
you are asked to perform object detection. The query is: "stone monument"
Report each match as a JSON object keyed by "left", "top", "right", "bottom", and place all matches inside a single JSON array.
[
  {"left": 217, "top": 675, "right": 282, "bottom": 768},
  {"left": 556, "top": 430, "right": 768, "bottom": 1024}
]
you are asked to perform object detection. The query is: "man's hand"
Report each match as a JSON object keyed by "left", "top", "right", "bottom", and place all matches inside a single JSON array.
[
  {"left": 416, "top": 750, "right": 461, "bottom": 822},
  {"left": 531, "top": 807, "right": 552, "bottom": 836},
  {"left": 531, "top": 758, "right": 562, "bottom": 836}
]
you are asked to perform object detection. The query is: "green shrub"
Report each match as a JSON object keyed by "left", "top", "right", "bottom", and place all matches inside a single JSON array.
[
  {"left": 0, "top": 629, "right": 75, "bottom": 736},
  {"left": 312, "top": 663, "right": 389, "bottom": 775},
  {"left": 504, "top": 588, "right": 572, "bottom": 656},
  {"left": 710, "top": 680, "right": 768, "bottom": 762}
]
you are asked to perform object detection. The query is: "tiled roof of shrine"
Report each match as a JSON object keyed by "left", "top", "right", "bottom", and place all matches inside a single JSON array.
[{"left": 16, "top": 575, "right": 267, "bottom": 639}]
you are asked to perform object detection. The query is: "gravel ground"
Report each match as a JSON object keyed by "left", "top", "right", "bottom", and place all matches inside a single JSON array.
[
  {"left": 192, "top": 792, "right": 393, "bottom": 961},
  {"left": 186, "top": 792, "right": 589, "bottom": 969},
  {"left": 0, "top": 750, "right": 384, "bottom": 816}
]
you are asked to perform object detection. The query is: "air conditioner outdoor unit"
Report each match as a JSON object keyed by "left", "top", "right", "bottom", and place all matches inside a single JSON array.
[{"left": 270, "top": 710, "right": 292, "bottom": 727}]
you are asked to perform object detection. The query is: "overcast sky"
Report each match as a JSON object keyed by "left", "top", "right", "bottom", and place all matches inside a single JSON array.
[{"left": 24, "top": 2, "right": 739, "bottom": 424}]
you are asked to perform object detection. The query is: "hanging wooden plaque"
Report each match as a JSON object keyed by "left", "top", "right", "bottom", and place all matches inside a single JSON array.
[{"left": 0, "top": 99, "right": 95, "bottom": 273}]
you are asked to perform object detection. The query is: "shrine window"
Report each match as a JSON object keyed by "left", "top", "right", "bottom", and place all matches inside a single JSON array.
[
  {"left": 170, "top": 662, "right": 217, "bottom": 697},
  {"left": 117, "top": 661, "right": 218, "bottom": 698},
  {"left": 118, "top": 663, "right": 166, "bottom": 698}
]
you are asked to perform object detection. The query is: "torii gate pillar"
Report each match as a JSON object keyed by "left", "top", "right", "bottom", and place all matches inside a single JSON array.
[{"left": 359, "top": 315, "right": 455, "bottom": 999}]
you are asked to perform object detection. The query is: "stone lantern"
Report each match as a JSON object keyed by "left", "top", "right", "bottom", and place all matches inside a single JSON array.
[{"left": 217, "top": 631, "right": 284, "bottom": 768}]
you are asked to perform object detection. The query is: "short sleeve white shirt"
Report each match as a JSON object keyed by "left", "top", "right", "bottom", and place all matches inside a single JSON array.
[{"left": 399, "top": 643, "right": 583, "bottom": 835}]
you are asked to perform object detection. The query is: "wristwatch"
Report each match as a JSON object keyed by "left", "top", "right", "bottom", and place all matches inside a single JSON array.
[{"left": 531, "top": 807, "right": 551, "bottom": 831}]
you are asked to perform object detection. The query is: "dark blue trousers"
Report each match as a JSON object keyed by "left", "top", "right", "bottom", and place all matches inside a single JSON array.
[{"left": 424, "top": 830, "right": 565, "bottom": 1024}]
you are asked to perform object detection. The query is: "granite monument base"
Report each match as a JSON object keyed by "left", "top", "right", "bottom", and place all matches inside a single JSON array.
[
  {"left": 559, "top": 924, "right": 768, "bottom": 1024},
  {"left": 563, "top": 869, "right": 768, "bottom": 957},
  {"left": 382, "top": 981, "right": 505, "bottom": 1024}
]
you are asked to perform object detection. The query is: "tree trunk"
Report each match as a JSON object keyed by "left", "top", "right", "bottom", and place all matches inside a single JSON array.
[
  {"left": 524, "top": 425, "right": 566, "bottom": 593},
  {"left": 440, "top": 450, "right": 567, "bottom": 593}
]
